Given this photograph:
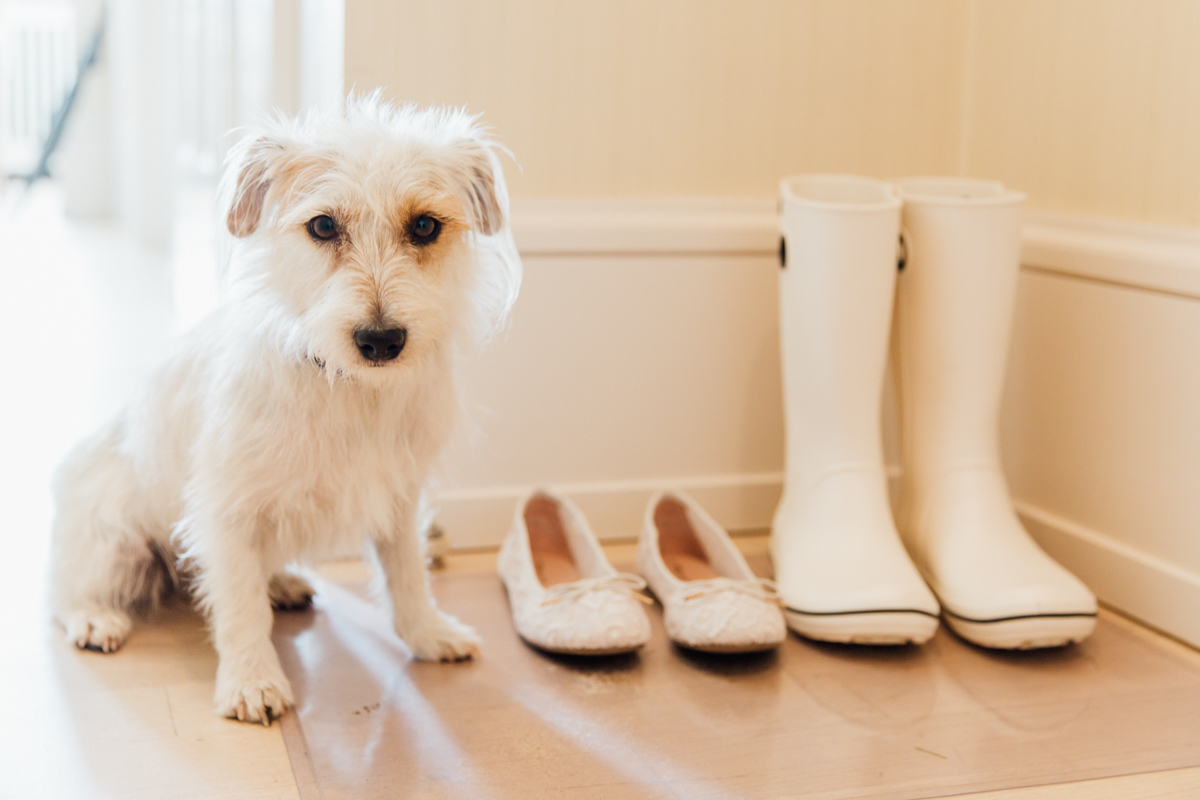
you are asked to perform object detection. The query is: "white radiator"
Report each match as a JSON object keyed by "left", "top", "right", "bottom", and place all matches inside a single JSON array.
[{"left": 0, "top": 1, "right": 76, "bottom": 176}]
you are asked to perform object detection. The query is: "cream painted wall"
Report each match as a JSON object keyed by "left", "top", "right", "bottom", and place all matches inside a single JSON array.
[
  {"left": 344, "top": 0, "right": 967, "bottom": 197},
  {"left": 962, "top": 0, "right": 1200, "bottom": 227},
  {"left": 347, "top": 0, "right": 1200, "bottom": 227}
]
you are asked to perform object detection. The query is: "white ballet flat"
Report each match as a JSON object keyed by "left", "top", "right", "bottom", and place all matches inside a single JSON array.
[
  {"left": 638, "top": 491, "right": 786, "bottom": 653},
  {"left": 498, "top": 489, "right": 652, "bottom": 656}
]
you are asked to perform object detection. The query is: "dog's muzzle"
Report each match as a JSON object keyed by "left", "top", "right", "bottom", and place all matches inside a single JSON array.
[{"left": 353, "top": 328, "right": 407, "bottom": 362}]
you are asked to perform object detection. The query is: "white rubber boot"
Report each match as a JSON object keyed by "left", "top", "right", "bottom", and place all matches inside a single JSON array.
[
  {"left": 772, "top": 175, "right": 940, "bottom": 646},
  {"left": 894, "top": 177, "right": 1097, "bottom": 650}
]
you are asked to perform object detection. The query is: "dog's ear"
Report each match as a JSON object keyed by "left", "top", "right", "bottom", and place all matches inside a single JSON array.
[
  {"left": 453, "top": 139, "right": 506, "bottom": 237},
  {"left": 446, "top": 128, "right": 521, "bottom": 342},
  {"left": 225, "top": 137, "right": 284, "bottom": 238}
]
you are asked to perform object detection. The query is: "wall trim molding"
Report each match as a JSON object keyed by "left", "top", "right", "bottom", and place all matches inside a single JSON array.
[
  {"left": 1017, "top": 501, "right": 1200, "bottom": 649},
  {"left": 1022, "top": 211, "right": 1200, "bottom": 300},
  {"left": 509, "top": 197, "right": 1200, "bottom": 301},
  {"left": 510, "top": 197, "right": 779, "bottom": 256}
]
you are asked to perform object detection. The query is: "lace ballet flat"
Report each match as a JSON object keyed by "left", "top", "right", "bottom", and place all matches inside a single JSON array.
[
  {"left": 498, "top": 489, "right": 652, "bottom": 656},
  {"left": 638, "top": 491, "right": 787, "bottom": 653}
]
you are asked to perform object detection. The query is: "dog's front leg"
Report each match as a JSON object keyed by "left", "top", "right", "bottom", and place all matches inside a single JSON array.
[
  {"left": 373, "top": 508, "right": 481, "bottom": 662},
  {"left": 197, "top": 525, "right": 294, "bottom": 724}
]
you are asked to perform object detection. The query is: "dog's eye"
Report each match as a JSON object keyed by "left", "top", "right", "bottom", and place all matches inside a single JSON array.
[
  {"left": 306, "top": 215, "right": 338, "bottom": 241},
  {"left": 410, "top": 214, "right": 441, "bottom": 244}
]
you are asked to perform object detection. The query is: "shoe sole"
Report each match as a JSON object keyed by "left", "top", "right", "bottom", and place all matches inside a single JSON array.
[
  {"left": 522, "top": 638, "right": 646, "bottom": 657},
  {"left": 783, "top": 608, "right": 940, "bottom": 645},
  {"left": 943, "top": 611, "right": 1097, "bottom": 649},
  {"left": 676, "top": 640, "right": 783, "bottom": 654}
]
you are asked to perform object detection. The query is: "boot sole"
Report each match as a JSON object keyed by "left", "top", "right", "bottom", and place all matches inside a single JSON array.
[
  {"left": 783, "top": 608, "right": 939, "bottom": 646},
  {"left": 944, "top": 611, "right": 1097, "bottom": 649}
]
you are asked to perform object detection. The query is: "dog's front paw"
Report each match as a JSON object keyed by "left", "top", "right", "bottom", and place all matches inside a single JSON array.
[
  {"left": 65, "top": 608, "right": 133, "bottom": 653},
  {"left": 403, "top": 611, "right": 481, "bottom": 662},
  {"left": 269, "top": 571, "right": 315, "bottom": 610},
  {"left": 214, "top": 672, "right": 294, "bottom": 725}
]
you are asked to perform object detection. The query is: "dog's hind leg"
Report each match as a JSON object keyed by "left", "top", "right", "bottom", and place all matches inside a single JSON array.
[
  {"left": 269, "top": 568, "right": 314, "bottom": 610},
  {"left": 50, "top": 426, "right": 171, "bottom": 653},
  {"left": 62, "top": 603, "right": 135, "bottom": 654}
]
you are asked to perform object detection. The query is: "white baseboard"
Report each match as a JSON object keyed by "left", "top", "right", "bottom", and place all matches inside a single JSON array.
[
  {"left": 1017, "top": 501, "right": 1200, "bottom": 650},
  {"left": 436, "top": 472, "right": 785, "bottom": 549}
]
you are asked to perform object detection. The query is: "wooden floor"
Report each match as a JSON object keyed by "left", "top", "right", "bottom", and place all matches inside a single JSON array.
[
  {"left": 6, "top": 542, "right": 1200, "bottom": 799},
  {"left": 4, "top": 185, "right": 1200, "bottom": 798},
  {"left": 279, "top": 544, "right": 1200, "bottom": 800}
]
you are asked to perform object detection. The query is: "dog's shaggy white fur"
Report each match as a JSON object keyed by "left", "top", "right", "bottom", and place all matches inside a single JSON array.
[{"left": 49, "top": 95, "right": 521, "bottom": 724}]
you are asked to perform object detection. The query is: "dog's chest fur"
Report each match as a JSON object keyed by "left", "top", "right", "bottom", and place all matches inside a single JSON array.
[
  {"left": 253, "top": 368, "right": 442, "bottom": 549},
  {"left": 176, "top": 339, "right": 454, "bottom": 559}
]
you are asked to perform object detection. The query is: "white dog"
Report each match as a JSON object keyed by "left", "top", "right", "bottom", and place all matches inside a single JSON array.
[{"left": 49, "top": 95, "right": 521, "bottom": 724}]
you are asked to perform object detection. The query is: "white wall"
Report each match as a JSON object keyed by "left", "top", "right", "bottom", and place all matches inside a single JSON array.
[
  {"left": 345, "top": 0, "right": 969, "bottom": 197},
  {"left": 1005, "top": 217, "right": 1200, "bottom": 646},
  {"left": 961, "top": 0, "right": 1200, "bottom": 227},
  {"left": 343, "top": 0, "right": 964, "bottom": 543},
  {"left": 435, "top": 203, "right": 1200, "bottom": 652},
  {"left": 438, "top": 200, "right": 786, "bottom": 547},
  {"left": 346, "top": 0, "right": 1200, "bottom": 227}
]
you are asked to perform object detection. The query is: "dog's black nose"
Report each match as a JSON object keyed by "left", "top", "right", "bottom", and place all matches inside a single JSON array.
[{"left": 354, "top": 328, "right": 407, "bottom": 362}]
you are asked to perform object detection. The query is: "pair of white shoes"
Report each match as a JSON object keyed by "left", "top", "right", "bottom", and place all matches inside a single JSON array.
[
  {"left": 773, "top": 175, "right": 1098, "bottom": 651},
  {"left": 498, "top": 489, "right": 787, "bottom": 655}
]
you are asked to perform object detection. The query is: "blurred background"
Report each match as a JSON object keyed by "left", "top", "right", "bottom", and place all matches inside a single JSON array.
[{"left": 2, "top": 0, "right": 1199, "bottom": 648}]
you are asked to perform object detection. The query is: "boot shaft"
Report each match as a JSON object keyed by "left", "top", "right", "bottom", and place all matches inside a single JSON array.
[
  {"left": 778, "top": 175, "right": 901, "bottom": 487},
  {"left": 894, "top": 178, "right": 1025, "bottom": 526}
]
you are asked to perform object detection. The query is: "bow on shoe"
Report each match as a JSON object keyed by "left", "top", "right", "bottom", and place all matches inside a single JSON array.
[
  {"left": 540, "top": 573, "right": 654, "bottom": 606},
  {"left": 679, "top": 577, "right": 783, "bottom": 606}
]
